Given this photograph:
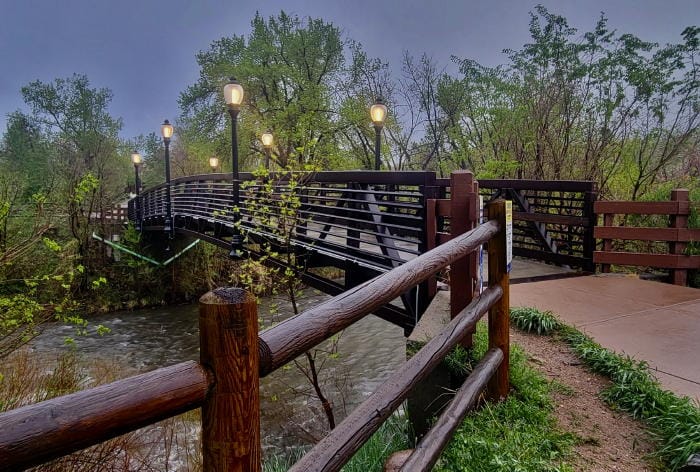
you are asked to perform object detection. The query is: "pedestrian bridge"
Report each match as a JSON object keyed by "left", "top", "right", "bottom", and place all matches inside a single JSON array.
[{"left": 128, "top": 170, "right": 596, "bottom": 330}]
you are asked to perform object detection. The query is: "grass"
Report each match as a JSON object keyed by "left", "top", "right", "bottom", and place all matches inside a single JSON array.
[
  {"left": 266, "top": 321, "right": 577, "bottom": 472},
  {"left": 512, "top": 306, "right": 700, "bottom": 471},
  {"left": 435, "top": 323, "right": 575, "bottom": 472},
  {"left": 262, "top": 413, "right": 410, "bottom": 472}
]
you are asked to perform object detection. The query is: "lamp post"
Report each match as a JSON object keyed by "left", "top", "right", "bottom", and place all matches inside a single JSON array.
[
  {"left": 161, "top": 119, "right": 174, "bottom": 240},
  {"left": 209, "top": 156, "right": 220, "bottom": 173},
  {"left": 370, "top": 97, "right": 388, "bottom": 170},
  {"left": 223, "top": 77, "right": 244, "bottom": 257},
  {"left": 261, "top": 130, "right": 273, "bottom": 169},
  {"left": 131, "top": 151, "right": 142, "bottom": 231}
]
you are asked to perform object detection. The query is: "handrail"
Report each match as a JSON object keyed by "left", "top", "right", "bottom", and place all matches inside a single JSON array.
[
  {"left": 0, "top": 361, "right": 211, "bottom": 471},
  {"left": 133, "top": 171, "right": 431, "bottom": 287},
  {"left": 258, "top": 219, "right": 501, "bottom": 376},
  {"left": 140, "top": 170, "right": 437, "bottom": 191},
  {"left": 287, "top": 287, "right": 503, "bottom": 472},
  {"left": 398, "top": 348, "right": 504, "bottom": 471},
  {"left": 0, "top": 171, "right": 511, "bottom": 472}
]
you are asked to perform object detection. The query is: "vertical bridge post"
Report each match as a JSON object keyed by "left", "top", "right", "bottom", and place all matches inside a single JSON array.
[
  {"left": 486, "top": 199, "right": 510, "bottom": 400},
  {"left": 199, "top": 288, "right": 261, "bottom": 472}
]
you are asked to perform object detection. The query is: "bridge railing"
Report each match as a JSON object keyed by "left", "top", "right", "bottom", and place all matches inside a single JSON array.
[
  {"left": 135, "top": 171, "right": 434, "bottom": 271},
  {"left": 132, "top": 171, "right": 440, "bottom": 328},
  {"left": 1, "top": 196, "right": 510, "bottom": 472},
  {"left": 436, "top": 177, "right": 597, "bottom": 271}
]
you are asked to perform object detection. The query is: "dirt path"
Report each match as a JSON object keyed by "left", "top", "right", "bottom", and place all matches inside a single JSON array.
[{"left": 511, "top": 328, "right": 658, "bottom": 471}]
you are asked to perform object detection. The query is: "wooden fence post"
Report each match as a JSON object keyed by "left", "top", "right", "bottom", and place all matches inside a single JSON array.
[
  {"left": 486, "top": 200, "right": 509, "bottom": 400},
  {"left": 583, "top": 186, "right": 597, "bottom": 273},
  {"left": 670, "top": 189, "right": 690, "bottom": 286},
  {"left": 601, "top": 212, "right": 614, "bottom": 273},
  {"left": 450, "top": 171, "right": 478, "bottom": 347},
  {"left": 199, "top": 288, "right": 260, "bottom": 472}
]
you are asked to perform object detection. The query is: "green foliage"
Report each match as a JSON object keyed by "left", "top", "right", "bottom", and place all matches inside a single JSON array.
[
  {"left": 262, "top": 414, "right": 410, "bottom": 472},
  {"left": 436, "top": 323, "right": 575, "bottom": 471},
  {"left": 443, "top": 344, "right": 474, "bottom": 378},
  {"left": 71, "top": 172, "right": 100, "bottom": 204},
  {"left": 510, "top": 307, "right": 561, "bottom": 334},
  {"left": 339, "top": 414, "right": 411, "bottom": 472},
  {"left": 560, "top": 326, "right": 700, "bottom": 470},
  {"left": 180, "top": 11, "right": 348, "bottom": 170},
  {"left": 236, "top": 166, "right": 317, "bottom": 313},
  {"left": 0, "top": 294, "right": 43, "bottom": 336},
  {"left": 509, "top": 307, "right": 700, "bottom": 470},
  {"left": 443, "top": 8, "right": 699, "bottom": 198}
]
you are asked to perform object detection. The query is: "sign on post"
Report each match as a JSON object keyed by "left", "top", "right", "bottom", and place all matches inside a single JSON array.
[
  {"left": 478, "top": 195, "right": 484, "bottom": 293},
  {"left": 505, "top": 200, "right": 513, "bottom": 273}
]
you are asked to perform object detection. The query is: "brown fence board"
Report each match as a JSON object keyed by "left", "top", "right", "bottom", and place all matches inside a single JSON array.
[
  {"left": 515, "top": 247, "right": 589, "bottom": 267},
  {"left": 0, "top": 361, "right": 210, "bottom": 471},
  {"left": 594, "top": 227, "right": 700, "bottom": 242},
  {"left": 477, "top": 179, "right": 594, "bottom": 192},
  {"left": 593, "top": 251, "right": 700, "bottom": 269},
  {"left": 436, "top": 232, "right": 452, "bottom": 245},
  {"left": 595, "top": 201, "right": 690, "bottom": 215},
  {"left": 435, "top": 199, "right": 451, "bottom": 217}
]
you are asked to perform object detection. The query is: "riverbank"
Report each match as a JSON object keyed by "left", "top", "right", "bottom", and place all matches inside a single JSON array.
[{"left": 3, "top": 297, "right": 680, "bottom": 471}]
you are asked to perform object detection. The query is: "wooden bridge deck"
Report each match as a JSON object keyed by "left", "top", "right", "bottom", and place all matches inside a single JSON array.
[{"left": 511, "top": 275, "right": 700, "bottom": 400}]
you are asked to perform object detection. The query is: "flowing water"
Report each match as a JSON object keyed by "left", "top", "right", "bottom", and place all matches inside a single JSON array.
[{"left": 28, "top": 289, "right": 407, "bottom": 458}]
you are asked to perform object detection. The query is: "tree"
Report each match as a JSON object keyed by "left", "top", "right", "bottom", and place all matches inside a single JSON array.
[
  {"left": 20, "top": 74, "right": 128, "bottom": 282},
  {"left": 234, "top": 167, "right": 340, "bottom": 431},
  {"left": 179, "top": 11, "right": 347, "bottom": 170},
  {"left": 440, "top": 7, "right": 699, "bottom": 198},
  {"left": 0, "top": 111, "right": 53, "bottom": 198}
]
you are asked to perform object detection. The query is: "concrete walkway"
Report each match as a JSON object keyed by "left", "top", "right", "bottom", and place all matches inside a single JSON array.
[{"left": 510, "top": 275, "right": 700, "bottom": 401}]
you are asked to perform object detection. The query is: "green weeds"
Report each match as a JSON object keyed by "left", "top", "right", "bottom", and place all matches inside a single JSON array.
[
  {"left": 512, "top": 307, "right": 700, "bottom": 471},
  {"left": 262, "top": 414, "right": 410, "bottom": 472},
  {"left": 510, "top": 307, "right": 561, "bottom": 334},
  {"left": 435, "top": 323, "right": 575, "bottom": 471}
]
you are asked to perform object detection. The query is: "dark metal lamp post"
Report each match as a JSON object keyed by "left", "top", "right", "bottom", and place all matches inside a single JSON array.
[
  {"left": 261, "top": 130, "right": 273, "bottom": 169},
  {"left": 370, "top": 97, "right": 388, "bottom": 170},
  {"left": 161, "top": 119, "right": 174, "bottom": 240},
  {"left": 130, "top": 151, "right": 142, "bottom": 231},
  {"left": 223, "top": 77, "right": 244, "bottom": 258}
]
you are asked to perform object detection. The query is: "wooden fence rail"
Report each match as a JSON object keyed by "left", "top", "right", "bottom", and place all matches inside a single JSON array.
[
  {"left": 287, "top": 286, "right": 504, "bottom": 472},
  {"left": 0, "top": 362, "right": 211, "bottom": 470},
  {"left": 594, "top": 189, "right": 700, "bottom": 285},
  {"left": 1, "top": 174, "right": 510, "bottom": 472}
]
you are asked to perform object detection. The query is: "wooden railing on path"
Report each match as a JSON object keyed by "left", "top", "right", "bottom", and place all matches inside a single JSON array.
[
  {"left": 594, "top": 189, "right": 700, "bottom": 285},
  {"left": 0, "top": 189, "right": 510, "bottom": 472}
]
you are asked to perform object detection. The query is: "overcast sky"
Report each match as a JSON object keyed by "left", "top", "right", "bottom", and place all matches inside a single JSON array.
[{"left": 0, "top": 0, "right": 697, "bottom": 140}]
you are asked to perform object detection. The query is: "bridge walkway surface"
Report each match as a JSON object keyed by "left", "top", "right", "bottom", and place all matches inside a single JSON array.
[{"left": 511, "top": 275, "right": 700, "bottom": 401}]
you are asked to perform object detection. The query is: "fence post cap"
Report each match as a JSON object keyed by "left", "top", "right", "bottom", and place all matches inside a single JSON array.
[{"left": 199, "top": 287, "right": 254, "bottom": 305}]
